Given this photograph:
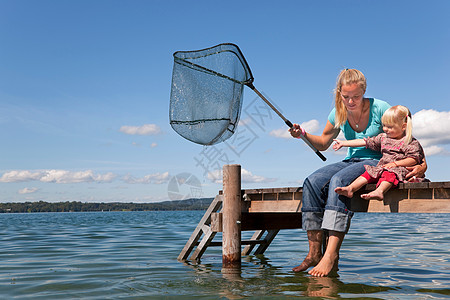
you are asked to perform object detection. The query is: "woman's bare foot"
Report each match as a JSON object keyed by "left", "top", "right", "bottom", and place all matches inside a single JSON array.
[
  {"left": 334, "top": 186, "right": 353, "bottom": 198},
  {"left": 292, "top": 255, "right": 322, "bottom": 272},
  {"left": 361, "top": 190, "right": 384, "bottom": 200},
  {"left": 308, "top": 253, "right": 339, "bottom": 277}
]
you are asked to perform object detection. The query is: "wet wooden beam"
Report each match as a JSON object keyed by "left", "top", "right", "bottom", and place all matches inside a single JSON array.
[{"left": 211, "top": 212, "right": 302, "bottom": 232}]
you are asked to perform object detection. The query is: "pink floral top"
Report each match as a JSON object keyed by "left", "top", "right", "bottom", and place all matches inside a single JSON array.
[{"left": 364, "top": 133, "right": 425, "bottom": 182}]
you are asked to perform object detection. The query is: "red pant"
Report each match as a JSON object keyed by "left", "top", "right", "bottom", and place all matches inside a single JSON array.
[{"left": 361, "top": 170, "right": 399, "bottom": 188}]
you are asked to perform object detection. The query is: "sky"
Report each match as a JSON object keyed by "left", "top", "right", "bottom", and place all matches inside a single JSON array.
[{"left": 0, "top": 0, "right": 449, "bottom": 203}]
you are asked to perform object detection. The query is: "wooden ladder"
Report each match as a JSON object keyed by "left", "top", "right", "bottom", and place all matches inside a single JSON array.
[
  {"left": 178, "top": 194, "right": 281, "bottom": 262},
  {"left": 177, "top": 194, "right": 223, "bottom": 261}
]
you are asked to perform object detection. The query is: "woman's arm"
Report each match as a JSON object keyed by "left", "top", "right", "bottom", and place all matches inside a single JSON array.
[
  {"left": 405, "top": 157, "right": 428, "bottom": 180},
  {"left": 289, "top": 120, "right": 340, "bottom": 151}
]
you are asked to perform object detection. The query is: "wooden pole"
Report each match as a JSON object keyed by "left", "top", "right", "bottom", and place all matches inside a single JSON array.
[{"left": 222, "top": 164, "right": 241, "bottom": 267}]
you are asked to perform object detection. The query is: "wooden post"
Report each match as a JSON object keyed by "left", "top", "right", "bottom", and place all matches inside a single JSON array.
[{"left": 222, "top": 164, "right": 241, "bottom": 267}]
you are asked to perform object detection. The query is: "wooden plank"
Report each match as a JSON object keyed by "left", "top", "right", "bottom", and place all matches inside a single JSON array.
[
  {"left": 198, "top": 239, "right": 267, "bottom": 247},
  {"left": 211, "top": 212, "right": 222, "bottom": 232},
  {"left": 211, "top": 212, "right": 302, "bottom": 231},
  {"left": 364, "top": 198, "right": 450, "bottom": 213},
  {"left": 243, "top": 187, "right": 301, "bottom": 194},
  {"left": 350, "top": 197, "right": 370, "bottom": 212},
  {"left": 248, "top": 200, "right": 302, "bottom": 213},
  {"left": 410, "top": 188, "right": 433, "bottom": 199},
  {"left": 434, "top": 187, "right": 450, "bottom": 199},
  {"left": 399, "top": 199, "right": 450, "bottom": 213},
  {"left": 429, "top": 182, "right": 450, "bottom": 189},
  {"left": 401, "top": 182, "right": 430, "bottom": 189},
  {"left": 241, "top": 212, "right": 302, "bottom": 231}
]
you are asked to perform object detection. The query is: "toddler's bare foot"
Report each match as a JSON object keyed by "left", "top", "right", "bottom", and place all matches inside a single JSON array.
[
  {"left": 334, "top": 186, "right": 353, "bottom": 198},
  {"left": 361, "top": 190, "right": 384, "bottom": 200},
  {"left": 308, "top": 253, "right": 339, "bottom": 277},
  {"left": 292, "top": 255, "right": 322, "bottom": 272}
]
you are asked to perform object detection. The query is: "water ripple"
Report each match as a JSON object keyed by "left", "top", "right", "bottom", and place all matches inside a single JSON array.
[{"left": 0, "top": 211, "right": 449, "bottom": 299}]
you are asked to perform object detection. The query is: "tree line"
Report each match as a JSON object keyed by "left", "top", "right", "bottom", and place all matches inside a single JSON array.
[{"left": 0, "top": 198, "right": 214, "bottom": 213}]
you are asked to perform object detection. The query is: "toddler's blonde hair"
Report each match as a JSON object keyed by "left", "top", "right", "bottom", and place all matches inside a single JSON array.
[{"left": 382, "top": 105, "right": 413, "bottom": 144}]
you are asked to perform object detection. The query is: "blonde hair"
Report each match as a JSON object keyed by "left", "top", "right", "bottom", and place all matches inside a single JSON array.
[
  {"left": 381, "top": 105, "right": 413, "bottom": 144},
  {"left": 334, "top": 69, "right": 367, "bottom": 128}
]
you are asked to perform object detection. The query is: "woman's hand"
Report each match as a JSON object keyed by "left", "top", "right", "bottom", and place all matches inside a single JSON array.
[
  {"left": 405, "top": 164, "right": 426, "bottom": 181},
  {"left": 289, "top": 123, "right": 303, "bottom": 138}
]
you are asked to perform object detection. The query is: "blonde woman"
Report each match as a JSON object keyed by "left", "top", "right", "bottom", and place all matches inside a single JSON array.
[
  {"left": 334, "top": 105, "right": 426, "bottom": 200},
  {"left": 289, "top": 69, "right": 427, "bottom": 277}
]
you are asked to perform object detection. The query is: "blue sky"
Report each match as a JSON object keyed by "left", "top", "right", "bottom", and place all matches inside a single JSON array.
[{"left": 1, "top": 0, "right": 449, "bottom": 203}]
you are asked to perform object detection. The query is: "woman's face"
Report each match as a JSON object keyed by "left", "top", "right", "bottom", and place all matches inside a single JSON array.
[{"left": 340, "top": 83, "right": 365, "bottom": 112}]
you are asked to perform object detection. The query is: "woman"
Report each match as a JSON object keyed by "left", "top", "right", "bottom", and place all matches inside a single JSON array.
[{"left": 289, "top": 69, "right": 426, "bottom": 277}]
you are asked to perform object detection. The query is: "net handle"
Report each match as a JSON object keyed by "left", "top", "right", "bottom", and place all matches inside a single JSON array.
[{"left": 246, "top": 82, "right": 327, "bottom": 161}]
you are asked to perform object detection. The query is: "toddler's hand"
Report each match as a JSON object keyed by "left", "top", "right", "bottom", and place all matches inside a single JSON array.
[
  {"left": 333, "top": 139, "right": 343, "bottom": 151},
  {"left": 383, "top": 162, "right": 397, "bottom": 169}
]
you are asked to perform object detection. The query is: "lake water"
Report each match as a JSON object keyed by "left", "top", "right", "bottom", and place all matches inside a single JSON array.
[{"left": 0, "top": 211, "right": 449, "bottom": 299}]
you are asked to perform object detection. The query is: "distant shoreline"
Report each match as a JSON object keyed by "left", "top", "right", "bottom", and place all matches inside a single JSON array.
[{"left": 0, "top": 198, "right": 214, "bottom": 213}]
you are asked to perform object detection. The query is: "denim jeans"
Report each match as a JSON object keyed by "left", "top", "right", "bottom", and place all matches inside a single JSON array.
[{"left": 301, "top": 158, "right": 379, "bottom": 232}]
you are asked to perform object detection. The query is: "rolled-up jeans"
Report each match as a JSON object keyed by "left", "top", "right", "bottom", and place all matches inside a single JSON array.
[{"left": 301, "top": 158, "right": 379, "bottom": 233}]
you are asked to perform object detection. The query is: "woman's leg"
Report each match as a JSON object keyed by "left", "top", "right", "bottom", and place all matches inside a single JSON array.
[
  {"left": 293, "top": 161, "right": 356, "bottom": 272},
  {"left": 311, "top": 159, "right": 379, "bottom": 277},
  {"left": 308, "top": 231, "right": 344, "bottom": 277},
  {"left": 292, "top": 230, "right": 323, "bottom": 272}
]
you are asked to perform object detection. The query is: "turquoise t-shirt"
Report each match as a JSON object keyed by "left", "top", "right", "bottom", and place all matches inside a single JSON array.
[{"left": 328, "top": 98, "right": 391, "bottom": 160}]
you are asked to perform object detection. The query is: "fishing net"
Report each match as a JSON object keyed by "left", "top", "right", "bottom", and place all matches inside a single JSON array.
[
  {"left": 169, "top": 43, "right": 253, "bottom": 145},
  {"left": 169, "top": 43, "right": 326, "bottom": 161}
]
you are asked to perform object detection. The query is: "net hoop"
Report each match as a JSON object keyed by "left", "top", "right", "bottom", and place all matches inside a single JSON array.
[{"left": 173, "top": 43, "right": 254, "bottom": 86}]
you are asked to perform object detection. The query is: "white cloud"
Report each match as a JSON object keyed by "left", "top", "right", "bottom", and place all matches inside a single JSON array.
[
  {"left": 206, "top": 169, "right": 222, "bottom": 184},
  {"left": 40, "top": 170, "right": 116, "bottom": 183},
  {"left": 119, "top": 124, "right": 161, "bottom": 136},
  {"left": 151, "top": 143, "right": 158, "bottom": 148},
  {"left": 0, "top": 170, "right": 116, "bottom": 183},
  {"left": 413, "top": 109, "right": 450, "bottom": 145},
  {"left": 122, "top": 172, "right": 170, "bottom": 184},
  {"left": 0, "top": 170, "right": 43, "bottom": 182},
  {"left": 422, "top": 145, "right": 446, "bottom": 156},
  {"left": 241, "top": 169, "right": 277, "bottom": 183},
  {"left": 412, "top": 109, "right": 450, "bottom": 155},
  {"left": 18, "top": 187, "right": 39, "bottom": 194},
  {"left": 270, "top": 119, "right": 320, "bottom": 139},
  {"left": 206, "top": 168, "right": 276, "bottom": 184}
]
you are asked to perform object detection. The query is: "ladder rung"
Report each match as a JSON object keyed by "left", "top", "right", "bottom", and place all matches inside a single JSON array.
[{"left": 195, "top": 239, "right": 267, "bottom": 247}]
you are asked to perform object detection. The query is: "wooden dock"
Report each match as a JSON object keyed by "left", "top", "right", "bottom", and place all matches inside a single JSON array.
[{"left": 178, "top": 165, "right": 450, "bottom": 264}]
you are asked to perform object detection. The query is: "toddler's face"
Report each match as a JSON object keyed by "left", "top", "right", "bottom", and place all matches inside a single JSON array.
[{"left": 383, "top": 122, "right": 406, "bottom": 139}]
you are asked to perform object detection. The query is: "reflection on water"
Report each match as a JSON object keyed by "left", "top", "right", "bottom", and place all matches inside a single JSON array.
[
  {"left": 184, "top": 254, "right": 394, "bottom": 299},
  {"left": 0, "top": 211, "right": 449, "bottom": 299}
]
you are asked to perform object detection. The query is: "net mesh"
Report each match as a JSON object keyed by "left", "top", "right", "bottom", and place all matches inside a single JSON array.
[{"left": 169, "top": 43, "right": 253, "bottom": 145}]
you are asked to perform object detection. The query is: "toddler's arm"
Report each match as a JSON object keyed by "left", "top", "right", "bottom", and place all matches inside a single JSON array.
[
  {"left": 383, "top": 157, "right": 418, "bottom": 169},
  {"left": 333, "top": 138, "right": 366, "bottom": 151}
]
